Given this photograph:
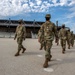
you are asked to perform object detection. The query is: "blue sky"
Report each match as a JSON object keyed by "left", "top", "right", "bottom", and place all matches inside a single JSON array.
[{"left": 0, "top": 0, "right": 75, "bottom": 33}]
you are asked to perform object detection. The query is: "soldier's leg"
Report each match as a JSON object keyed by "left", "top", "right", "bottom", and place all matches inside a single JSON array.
[
  {"left": 39, "top": 40, "right": 44, "bottom": 50},
  {"left": 72, "top": 40, "right": 74, "bottom": 47},
  {"left": 43, "top": 41, "right": 52, "bottom": 68},
  {"left": 60, "top": 39, "right": 63, "bottom": 53},
  {"left": 40, "top": 43, "right": 43, "bottom": 50},
  {"left": 61, "top": 39, "right": 65, "bottom": 54},
  {"left": 15, "top": 38, "right": 22, "bottom": 56},
  {"left": 21, "top": 44, "right": 26, "bottom": 53},
  {"left": 57, "top": 38, "right": 59, "bottom": 45},
  {"left": 55, "top": 37, "right": 57, "bottom": 43},
  {"left": 49, "top": 41, "right": 52, "bottom": 61},
  {"left": 68, "top": 40, "right": 70, "bottom": 49},
  {"left": 70, "top": 39, "right": 73, "bottom": 47},
  {"left": 57, "top": 39, "right": 59, "bottom": 45},
  {"left": 67, "top": 39, "right": 70, "bottom": 49},
  {"left": 21, "top": 40, "right": 26, "bottom": 53},
  {"left": 45, "top": 41, "right": 52, "bottom": 60},
  {"left": 66, "top": 39, "right": 68, "bottom": 48},
  {"left": 44, "top": 42, "right": 46, "bottom": 51},
  {"left": 62, "top": 39, "right": 66, "bottom": 54},
  {"left": 73, "top": 40, "right": 74, "bottom": 46},
  {"left": 55, "top": 37, "right": 58, "bottom": 45}
]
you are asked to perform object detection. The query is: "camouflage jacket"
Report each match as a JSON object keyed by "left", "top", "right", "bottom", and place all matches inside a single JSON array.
[
  {"left": 38, "top": 29, "right": 44, "bottom": 43},
  {"left": 67, "top": 31, "right": 71, "bottom": 39},
  {"left": 39, "top": 21, "right": 56, "bottom": 41},
  {"left": 71, "top": 33, "right": 74, "bottom": 40},
  {"left": 15, "top": 24, "right": 26, "bottom": 39},
  {"left": 59, "top": 28, "right": 67, "bottom": 40}
]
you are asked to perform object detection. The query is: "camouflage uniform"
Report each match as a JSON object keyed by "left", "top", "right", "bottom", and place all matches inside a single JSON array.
[
  {"left": 59, "top": 24, "right": 67, "bottom": 54},
  {"left": 14, "top": 20, "right": 26, "bottom": 56},
  {"left": 66, "top": 29, "right": 71, "bottom": 49},
  {"left": 70, "top": 31, "right": 74, "bottom": 47},
  {"left": 38, "top": 29, "right": 44, "bottom": 50},
  {"left": 55, "top": 30, "right": 59, "bottom": 45},
  {"left": 38, "top": 14, "right": 56, "bottom": 68}
]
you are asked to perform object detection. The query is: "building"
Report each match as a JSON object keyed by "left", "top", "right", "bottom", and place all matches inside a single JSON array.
[
  {"left": 0, "top": 19, "right": 44, "bottom": 38},
  {"left": 0, "top": 19, "right": 71, "bottom": 38}
]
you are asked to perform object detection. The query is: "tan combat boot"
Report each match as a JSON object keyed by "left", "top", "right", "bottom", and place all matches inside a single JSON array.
[
  {"left": 57, "top": 42, "right": 59, "bottom": 45},
  {"left": 71, "top": 44, "right": 73, "bottom": 47},
  {"left": 22, "top": 47, "right": 26, "bottom": 53},
  {"left": 68, "top": 46, "right": 70, "bottom": 49},
  {"left": 72, "top": 44, "right": 73, "bottom": 47},
  {"left": 15, "top": 50, "right": 21, "bottom": 56},
  {"left": 40, "top": 45, "right": 43, "bottom": 50},
  {"left": 43, "top": 58, "right": 49, "bottom": 68},
  {"left": 62, "top": 48, "right": 65, "bottom": 54},
  {"left": 48, "top": 55, "right": 52, "bottom": 61}
]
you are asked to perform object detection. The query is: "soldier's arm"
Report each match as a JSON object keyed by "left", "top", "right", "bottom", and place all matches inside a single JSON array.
[
  {"left": 58, "top": 30, "right": 62, "bottom": 39},
  {"left": 73, "top": 34, "right": 75, "bottom": 40},
  {"left": 53, "top": 23, "right": 58, "bottom": 38},
  {"left": 38, "top": 25, "right": 44, "bottom": 42},
  {"left": 14, "top": 27, "right": 17, "bottom": 40}
]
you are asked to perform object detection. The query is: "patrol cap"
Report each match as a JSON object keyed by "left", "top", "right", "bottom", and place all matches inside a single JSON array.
[
  {"left": 45, "top": 14, "right": 51, "bottom": 18},
  {"left": 18, "top": 19, "right": 23, "bottom": 23},
  {"left": 62, "top": 24, "right": 65, "bottom": 28},
  {"left": 62, "top": 24, "right": 65, "bottom": 26},
  {"left": 67, "top": 28, "right": 70, "bottom": 31}
]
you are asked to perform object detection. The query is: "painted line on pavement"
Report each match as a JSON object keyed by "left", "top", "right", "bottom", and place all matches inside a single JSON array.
[
  {"left": 37, "top": 55, "right": 43, "bottom": 57},
  {"left": 44, "top": 68, "right": 54, "bottom": 72},
  {"left": 56, "top": 58, "right": 62, "bottom": 61}
]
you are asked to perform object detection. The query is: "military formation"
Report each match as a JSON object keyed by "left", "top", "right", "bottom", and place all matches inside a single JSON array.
[{"left": 14, "top": 14, "right": 75, "bottom": 68}]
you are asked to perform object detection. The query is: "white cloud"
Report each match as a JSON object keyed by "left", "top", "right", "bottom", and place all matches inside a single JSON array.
[
  {"left": 57, "top": 18, "right": 75, "bottom": 33},
  {"left": 29, "top": 2, "right": 35, "bottom": 7},
  {"left": 67, "top": 12, "right": 75, "bottom": 19},
  {"left": 35, "top": 0, "right": 42, "bottom": 5},
  {"left": 52, "top": 0, "right": 57, "bottom": 4},
  {"left": 0, "top": 0, "right": 75, "bottom": 17},
  {"left": 68, "top": 0, "right": 75, "bottom": 6},
  {"left": 66, "top": 5, "right": 75, "bottom": 19},
  {"left": 0, "top": 0, "right": 75, "bottom": 33}
]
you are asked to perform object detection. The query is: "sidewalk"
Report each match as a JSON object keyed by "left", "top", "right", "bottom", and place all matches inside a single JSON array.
[{"left": 0, "top": 38, "right": 75, "bottom": 75}]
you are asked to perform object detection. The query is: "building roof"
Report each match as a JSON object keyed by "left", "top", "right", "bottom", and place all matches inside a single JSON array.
[{"left": 0, "top": 19, "right": 44, "bottom": 27}]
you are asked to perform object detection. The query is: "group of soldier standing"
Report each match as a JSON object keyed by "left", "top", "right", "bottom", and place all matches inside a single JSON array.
[{"left": 14, "top": 14, "right": 75, "bottom": 68}]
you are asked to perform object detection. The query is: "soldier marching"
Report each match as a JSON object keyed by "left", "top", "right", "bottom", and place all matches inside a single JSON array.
[
  {"left": 38, "top": 14, "right": 57, "bottom": 68},
  {"left": 14, "top": 19, "right": 26, "bottom": 56},
  {"left": 13, "top": 15, "right": 75, "bottom": 68}
]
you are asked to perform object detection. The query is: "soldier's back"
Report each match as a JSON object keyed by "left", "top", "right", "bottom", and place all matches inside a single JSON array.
[
  {"left": 42, "top": 21, "right": 55, "bottom": 40},
  {"left": 60, "top": 28, "right": 67, "bottom": 37},
  {"left": 16, "top": 25, "right": 25, "bottom": 38}
]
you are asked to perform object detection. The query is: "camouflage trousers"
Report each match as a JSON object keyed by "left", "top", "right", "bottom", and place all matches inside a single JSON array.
[
  {"left": 60, "top": 39, "right": 66, "bottom": 49},
  {"left": 44, "top": 40, "right": 52, "bottom": 59},
  {"left": 55, "top": 38, "right": 59, "bottom": 45},
  {"left": 66, "top": 39, "right": 70, "bottom": 47},
  {"left": 17, "top": 37, "right": 24, "bottom": 50},
  {"left": 55, "top": 37, "right": 59, "bottom": 43},
  {"left": 40, "top": 40, "right": 44, "bottom": 49},
  {"left": 70, "top": 39, "right": 74, "bottom": 46}
]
